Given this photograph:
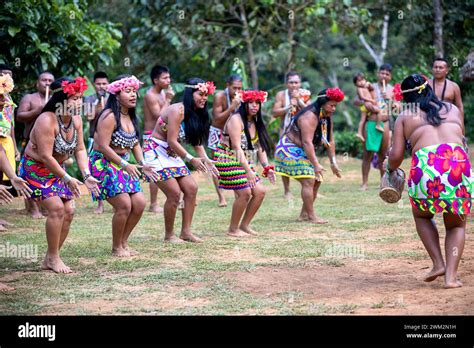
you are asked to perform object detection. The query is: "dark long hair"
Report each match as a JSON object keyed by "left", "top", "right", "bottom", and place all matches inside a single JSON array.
[
  {"left": 97, "top": 74, "right": 139, "bottom": 137},
  {"left": 182, "top": 77, "right": 210, "bottom": 146},
  {"left": 42, "top": 77, "right": 73, "bottom": 115},
  {"left": 237, "top": 101, "right": 274, "bottom": 156},
  {"left": 401, "top": 74, "right": 447, "bottom": 126},
  {"left": 292, "top": 89, "right": 332, "bottom": 145}
]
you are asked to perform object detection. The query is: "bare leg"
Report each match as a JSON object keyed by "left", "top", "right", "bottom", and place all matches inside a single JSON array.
[
  {"left": 412, "top": 207, "right": 445, "bottom": 282},
  {"left": 282, "top": 176, "right": 292, "bottom": 199},
  {"left": 122, "top": 192, "right": 146, "bottom": 255},
  {"left": 40, "top": 197, "right": 72, "bottom": 274},
  {"left": 361, "top": 149, "right": 373, "bottom": 190},
  {"left": 212, "top": 176, "right": 227, "bottom": 207},
  {"left": 157, "top": 178, "right": 183, "bottom": 243},
  {"left": 58, "top": 199, "right": 75, "bottom": 250},
  {"left": 149, "top": 182, "right": 163, "bottom": 213},
  {"left": 443, "top": 213, "right": 465, "bottom": 288},
  {"left": 296, "top": 178, "right": 326, "bottom": 224},
  {"left": 106, "top": 194, "right": 132, "bottom": 257},
  {"left": 30, "top": 200, "right": 44, "bottom": 219},
  {"left": 377, "top": 120, "right": 391, "bottom": 177},
  {"left": 177, "top": 175, "right": 202, "bottom": 242},
  {"left": 240, "top": 183, "right": 266, "bottom": 235},
  {"left": 228, "top": 188, "right": 251, "bottom": 237},
  {"left": 94, "top": 200, "right": 104, "bottom": 214}
]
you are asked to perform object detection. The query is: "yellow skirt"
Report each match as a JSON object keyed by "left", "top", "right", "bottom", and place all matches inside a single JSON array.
[{"left": 0, "top": 136, "right": 15, "bottom": 180}]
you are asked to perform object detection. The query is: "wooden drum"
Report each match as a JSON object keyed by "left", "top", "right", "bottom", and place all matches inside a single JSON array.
[{"left": 379, "top": 168, "right": 406, "bottom": 203}]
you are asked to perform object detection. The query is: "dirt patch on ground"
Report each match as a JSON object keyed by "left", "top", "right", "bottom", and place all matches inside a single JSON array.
[{"left": 224, "top": 256, "right": 474, "bottom": 315}]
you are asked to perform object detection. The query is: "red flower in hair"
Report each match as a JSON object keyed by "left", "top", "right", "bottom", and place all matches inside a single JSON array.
[
  {"left": 241, "top": 90, "right": 268, "bottom": 103},
  {"left": 393, "top": 83, "right": 403, "bottom": 102},
  {"left": 325, "top": 87, "right": 344, "bottom": 102},
  {"left": 61, "top": 77, "right": 88, "bottom": 97}
]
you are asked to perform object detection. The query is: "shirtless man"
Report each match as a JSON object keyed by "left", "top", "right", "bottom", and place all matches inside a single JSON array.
[
  {"left": 16, "top": 71, "right": 54, "bottom": 218},
  {"left": 210, "top": 74, "right": 243, "bottom": 207},
  {"left": 272, "top": 71, "right": 311, "bottom": 199},
  {"left": 143, "top": 65, "right": 174, "bottom": 213},
  {"left": 428, "top": 57, "right": 464, "bottom": 129},
  {"left": 358, "top": 64, "right": 395, "bottom": 190},
  {"left": 84, "top": 71, "right": 109, "bottom": 214}
]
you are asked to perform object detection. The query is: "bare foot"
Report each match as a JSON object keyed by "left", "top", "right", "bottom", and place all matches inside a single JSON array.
[
  {"left": 356, "top": 133, "right": 365, "bottom": 142},
  {"left": 180, "top": 232, "right": 204, "bottom": 243},
  {"left": 42, "top": 254, "right": 73, "bottom": 274},
  {"left": 31, "top": 210, "right": 44, "bottom": 219},
  {"left": 123, "top": 245, "right": 139, "bottom": 256},
  {"left": 308, "top": 216, "right": 328, "bottom": 224},
  {"left": 376, "top": 125, "right": 384, "bottom": 132},
  {"left": 94, "top": 205, "right": 104, "bottom": 214},
  {"left": 227, "top": 229, "right": 251, "bottom": 238},
  {"left": 164, "top": 235, "right": 185, "bottom": 244},
  {"left": 178, "top": 200, "right": 184, "bottom": 210},
  {"left": 444, "top": 280, "right": 463, "bottom": 289},
  {"left": 284, "top": 191, "right": 293, "bottom": 200},
  {"left": 149, "top": 203, "right": 164, "bottom": 214},
  {"left": 218, "top": 200, "right": 227, "bottom": 207},
  {"left": 112, "top": 247, "right": 131, "bottom": 257},
  {"left": 240, "top": 225, "right": 258, "bottom": 236},
  {"left": 0, "top": 219, "right": 13, "bottom": 226},
  {"left": 423, "top": 266, "right": 445, "bottom": 282},
  {"left": 360, "top": 184, "right": 368, "bottom": 191},
  {"left": 0, "top": 282, "right": 15, "bottom": 292}
]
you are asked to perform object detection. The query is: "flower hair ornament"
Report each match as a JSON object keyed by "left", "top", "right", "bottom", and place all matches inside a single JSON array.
[
  {"left": 393, "top": 80, "right": 429, "bottom": 102},
  {"left": 107, "top": 75, "right": 143, "bottom": 95},
  {"left": 0, "top": 73, "right": 14, "bottom": 95},
  {"left": 315, "top": 87, "right": 345, "bottom": 103},
  {"left": 393, "top": 74, "right": 429, "bottom": 102},
  {"left": 241, "top": 90, "right": 268, "bottom": 103},
  {"left": 51, "top": 77, "right": 88, "bottom": 97},
  {"left": 184, "top": 81, "right": 216, "bottom": 95}
]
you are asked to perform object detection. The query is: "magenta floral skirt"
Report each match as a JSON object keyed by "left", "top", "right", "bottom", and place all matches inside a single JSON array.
[{"left": 408, "top": 143, "right": 472, "bottom": 215}]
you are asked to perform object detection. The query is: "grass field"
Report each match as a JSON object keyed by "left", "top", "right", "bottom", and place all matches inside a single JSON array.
[{"left": 0, "top": 156, "right": 472, "bottom": 315}]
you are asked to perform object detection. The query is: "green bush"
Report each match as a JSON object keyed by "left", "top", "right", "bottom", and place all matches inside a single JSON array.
[{"left": 333, "top": 130, "right": 364, "bottom": 158}]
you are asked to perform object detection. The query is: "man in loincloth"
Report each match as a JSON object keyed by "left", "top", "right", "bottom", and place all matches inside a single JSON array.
[
  {"left": 143, "top": 65, "right": 174, "bottom": 213},
  {"left": 358, "top": 64, "right": 395, "bottom": 190}
]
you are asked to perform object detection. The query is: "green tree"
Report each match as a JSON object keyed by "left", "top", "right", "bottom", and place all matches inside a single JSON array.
[{"left": 0, "top": 0, "right": 121, "bottom": 92}]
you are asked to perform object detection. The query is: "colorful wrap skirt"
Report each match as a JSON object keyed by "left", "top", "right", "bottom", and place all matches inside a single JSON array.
[
  {"left": 274, "top": 135, "right": 315, "bottom": 179},
  {"left": 207, "top": 125, "right": 222, "bottom": 151},
  {"left": 89, "top": 150, "right": 142, "bottom": 201},
  {"left": 19, "top": 154, "right": 73, "bottom": 201},
  {"left": 213, "top": 143, "right": 260, "bottom": 190},
  {"left": 142, "top": 136, "right": 190, "bottom": 182},
  {"left": 408, "top": 143, "right": 472, "bottom": 215}
]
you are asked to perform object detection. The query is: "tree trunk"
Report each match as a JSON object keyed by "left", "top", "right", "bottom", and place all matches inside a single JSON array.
[
  {"left": 285, "top": 8, "right": 296, "bottom": 74},
  {"left": 358, "top": 12, "right": 389, "bottom": 68},
  {"left": 239, "top": 3, "right": 258, "bottom": 89},
  {"left": 433, "top": 0, "right": 444, "bottom": 58}
]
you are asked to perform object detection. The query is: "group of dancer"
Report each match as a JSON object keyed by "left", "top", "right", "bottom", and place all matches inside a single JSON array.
[{"left": 0, "top": 57, "right": 470, "bottom": 288}]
